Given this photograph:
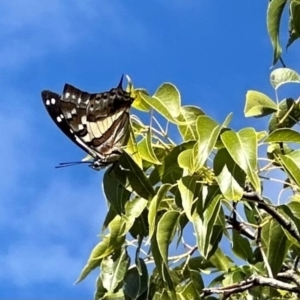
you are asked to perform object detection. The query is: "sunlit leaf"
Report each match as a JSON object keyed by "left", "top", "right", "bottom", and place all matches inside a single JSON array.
[
  {"left": 267, "top": 0, "right": 287, "bottom": 65},
  {"left": 157, "top": 210, "right": 180, "bottom": 263},
  {"left": 101, "top": 248, "right": 130, "bottom": 293},
  {"left": 261, "top": 219, "right": 290, "bottom": 276},
  {"left": 244, "top": 90, "right": 277, "bottom": 117},
  {"left": 178, "top": 106, "right": 205, "bottom": 141},
  {"left": 266, "top": 128, "right": 300, "bottom": 143},
  {"left": 268, "top": 98, "right": 300, "bottom": 132},
  {"left": 214, "top": 148, "right": 245, "bottom": 200},
  {"left": 148, "top": 184, "right": 172, "bottom": 241},
  {"left": 270, "top": 68, "right": 300, "bottom": 89},
  {"left": 137, "top": 128, "right": 162, "bottom": 165},
  {"left": 221, "top": 128, "right": 260, "bottom": 192}
]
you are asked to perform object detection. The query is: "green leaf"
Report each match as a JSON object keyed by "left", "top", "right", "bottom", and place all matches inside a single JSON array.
[
  {"left": 244, "top": 90, "right": 277, "bottom": 117},
  {"left": 221, "top": 128, "right": 260, "bottom": 192},
  {"left": 278, "top": 204, "right": 300, "bottom": 246},
  {"left": 193, "top": 191, "right": 222, "bottom": 258},
  {"left": 267, "top": 0, "right": 287, "bottom": 65},
  {"left": 162, "top": 143, "right": 194, "bottom": 183},
  {"left": 261, "top": 219, "right": 289, "bottom": 276},
  {"left": 178, "top": 106, "right": 205, "bottom": 141},
  {"left": 290, "top": 0, "right": 300, "bottom": 37},
  {"left": 119, "top": 152, "right": 155, "bottom": 200},
  {"left": 103, "top": 168, "right": 131, "bottom": 215},
  {"left": 157, "top": 210, "right": 180, "bottom": 264},
  {"left": 195, "top": 115, "right": 222, "bottom": 168},
  {"left": 278, "top": 153, "right": 300, "bottom": 187},
  {"left": 178, "top": 176, "right": 197, "bottom": 221},
  {"left": 139, "top": 83, "right": 184, "bottom": 124},
  {"left": 132, "top": 89, "right": 151, "bottom": 112},
  {"left": 266, "top": 128, "right": 300, "bottom": 143},
  {"left": 232, "top": 230, "right": 253, "bottom": 262},
  {"left": 154, "top": 83, "right": 181, "bottom": 117},
  {"left": 270, "top": 68, "right": 300, "bottom": 89},
  {"left": 177, "top": 149, "right": 194, "bottom": 173},
  {"left": 77, "top": 216, "right": 126, "bottom": 283},
  {"left": 148, "top": 184, "right": 172, "bottom": 241},
  {"left": 101, "top": 248, "right": 130, "bottom": 293},
  {"left": 124, "top": 259, "right": 148, "bottom": 300},
  {"left": 268, "top": 98, "right": 300, "bottom": 132},
  {"left": 151, "top": 236, "right": 176, "bottom": 297},
  {"left": 209, "top": 248, "right": 233, "bottom": 272},
  {"left": 213, "top": 148, "right": 245, "bottom": 200},
  {"left": 137, "top": 129, "right": 161, "bottom": 165}
]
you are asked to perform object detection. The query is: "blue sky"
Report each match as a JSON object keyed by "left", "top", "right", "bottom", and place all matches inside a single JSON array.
[{"left": 1, "top": 0, "right": 300, "bottom": 298}]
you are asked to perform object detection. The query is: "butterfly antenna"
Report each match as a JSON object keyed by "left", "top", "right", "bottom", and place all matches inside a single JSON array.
[
  {"left": 55, "top": 161, "right": 91, "bottom": 169},
  {"left": 117, "top": 75, "right": 124, "bottom": 89}
]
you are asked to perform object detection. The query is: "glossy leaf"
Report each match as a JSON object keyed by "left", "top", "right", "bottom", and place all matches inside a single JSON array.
[
  {"left": 103, "top": 168, "right": 131, "bottom": 215},
  {"left": 178, "top": 106, "right": 205, "bottom": 141},
  {"left": 195, "top": 115, "right": 222, "bottom": 168},
  {"left": 267, "top": 0, "right": 287, "bottom": 65},
  {"left": 119, "top": 152, "right": 155, "bottom": 200},
  {"left": 124, "top": 259, "right": 148, "bottom": 299},
  {"left": 266, "top": 128, "right": 300, "bottom": 143},
  {"left": 157, "top": 210, "right": 180, "bottom": 264},
  {"left": 221, "top": 128, "right": 260, "bottom": 192},
  {"left": 214, "top": 148, "right": 245, "bottom": 200},
  {"left": 148, "top": 183, "right": 172, "bottom": 241},
  {"left": 77, "top": 216, "right": 126, "bottom": 283},
  {"left": 244, "top": 90, "right": 277, "bottom": 117},
  {"left": 137, "top": 128, "right": 161, "bottom": 165},
  {"left": 278, "top": 153, "right": 300, "bottom": 187},
  {"left": 178, "top": 176, "right": 197, "bottom": 221},
  {"left": 193, "top": 192, "right": 222, "bottom": 258},
  {"left": 270, "top": 68, "right": 300, "bottom": 89},
  {"left": 232, "top": 230, "right": 253, "bottom": 262},
  {"left": 268, "top": 98, "right": 300, "bottom": 132},
  {"left": 101, "top": 248, "right": 130, "bottom": 293},
  {"left": 261, "top": 219, "right": 289, "bottom": 276}
]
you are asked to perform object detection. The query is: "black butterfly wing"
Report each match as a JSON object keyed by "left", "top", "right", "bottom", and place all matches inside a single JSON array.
[
  {"left": 41, "top": 90, "right": 97, "bottom": 158},
  {"left": 41, "top": 77, "right": 135, "bottom": 167},
  {"left": 60, "top": 80, "right": 134, "bottom": 163}
]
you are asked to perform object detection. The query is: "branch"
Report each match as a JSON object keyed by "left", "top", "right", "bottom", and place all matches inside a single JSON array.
[
  {"left": 277, "top": 270, "right": 300, "bottom": 287},
  {"left": 201, "top": 274, "right": 300, "bottom": 298},
  {"left": 242, "top": 191, "right": 300, "bottom": 243},
  {"left": 225, "top": 215, "right": 255, "bottom": 240}
]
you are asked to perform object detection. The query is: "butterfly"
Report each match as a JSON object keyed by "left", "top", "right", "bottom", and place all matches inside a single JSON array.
[{"left": 41, "top": 76, "right": 135, "bottom": 170}]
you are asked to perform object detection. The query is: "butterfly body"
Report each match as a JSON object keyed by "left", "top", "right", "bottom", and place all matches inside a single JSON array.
[{"left": 41, "top": 77, "right": 134, "bottom": 170}]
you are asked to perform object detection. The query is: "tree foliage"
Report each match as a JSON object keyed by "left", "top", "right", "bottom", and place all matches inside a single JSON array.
[{"left": 76, "top": 2, "right": 300, "bottom": 299}]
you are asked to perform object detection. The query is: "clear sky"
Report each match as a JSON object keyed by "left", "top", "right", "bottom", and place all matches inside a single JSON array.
[{"left": 1, "top": 0, "right": 300, "bottom": 298}]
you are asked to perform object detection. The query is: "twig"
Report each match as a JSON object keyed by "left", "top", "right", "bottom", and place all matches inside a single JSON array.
[
  {"left": 225, "top": 215, "right": 255, "bottom": 240},
  {"left": 242, "top": 191, "right": 300, "bottom": 243},
  {"left": 277, "top": 270, "right": 300, "bottom": 287},
  {"left": 201, "top": 274, "right": 300, "bottom": 298}
]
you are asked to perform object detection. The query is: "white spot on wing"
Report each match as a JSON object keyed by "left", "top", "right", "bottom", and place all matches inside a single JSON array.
[
  {"left": 51, "top": 98, "right": 56, "bottom": 104},
  {"left": 56, "top": 116, "right": 62, "bottom": 122},
  {"left": 72, "top": 95, "right": 76, "bottom": 99},
  {"left": 65, "top": 92, "right": 70, "bottom": 99},
  {"left": 78, "top": 98, "right": 82, "bottom": 104},
  {"left": 60, "top": 114, "right": 64, "bottom": 119},
  {"left": 71, "top": 108, "right": 76, "bottom": 115},
  {"left": 78, "top": 124, "right": 84, "bottom": 130},
  {"left": 45, "top": 100, "right": 50, "bottom": 106},
  {"left": 70, "top": 128, "right": 74, "bottom": 133},
  {"left": 81, "top": 115, "right": 87, "bottom": 124},
  {"left": 66, "top": 112, "right": 72, "bottom": 119}
]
